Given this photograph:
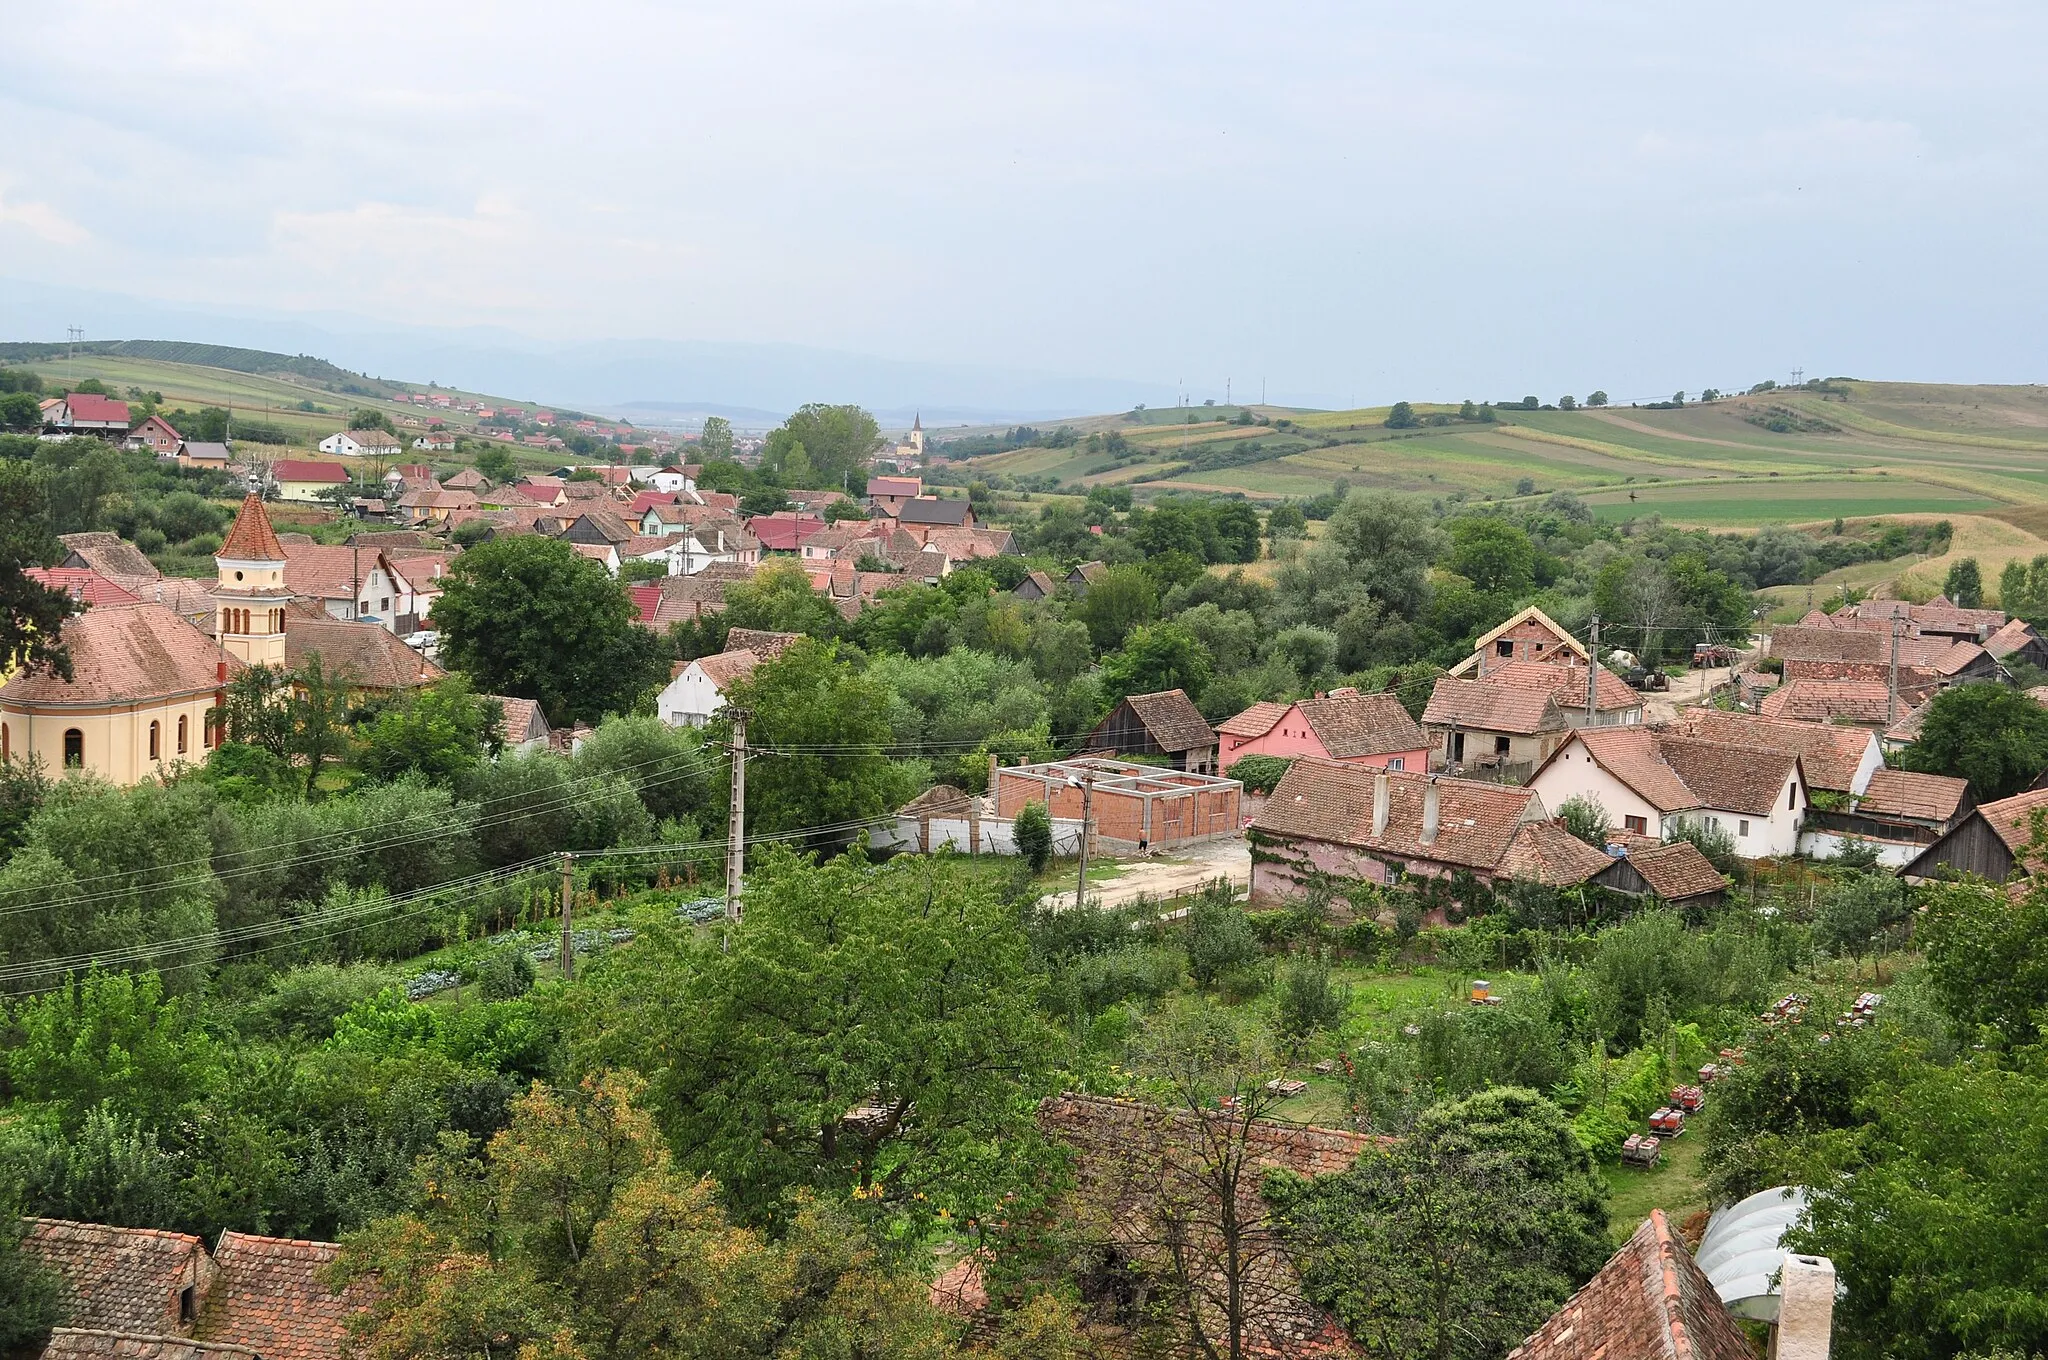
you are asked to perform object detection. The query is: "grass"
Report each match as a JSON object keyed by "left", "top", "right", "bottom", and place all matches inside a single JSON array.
[
  {"left": 1602, "top": 1129, "right": 1708, "bottom": 1242},
  {"left": 1579, "top": 476, "right": 2000, "bottom": 526}
]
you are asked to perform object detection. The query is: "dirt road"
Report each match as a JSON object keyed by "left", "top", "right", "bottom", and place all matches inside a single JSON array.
[{"left": 1036, "top": 837, "right": 1250, "bottom": 914}]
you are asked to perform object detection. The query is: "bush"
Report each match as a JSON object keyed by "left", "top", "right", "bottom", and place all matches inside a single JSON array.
[
  {"left": 1276, "top": 956, "right": 1348, "bottom": 1039},
  {"left": 476, "top": 943, "right": 537, "bottom": 1000},
  {"left": 1226, "top": 754, "right": 1294, "bottom": 794},
  {"left": 1558, "top": 795, "right": 1610, "bottom": 848},
  {"left": 1185, "top": 890, "right": 1261, "bottom": 987},
  {"left": 1665, "top": 817, "right": 1739, "bottom": 874},
  {"left": 1014, "top": 799, "right": 1053, "bottom": 873}
]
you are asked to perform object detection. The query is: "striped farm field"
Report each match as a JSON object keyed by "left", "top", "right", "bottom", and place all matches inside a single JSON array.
[{"left": 1578, "top": 474, "right": 1999, "bottom": 526}]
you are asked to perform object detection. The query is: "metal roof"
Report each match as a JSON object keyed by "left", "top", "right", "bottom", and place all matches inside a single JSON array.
[{"left": 1694, "top": 1185, "right": 1810, "bottom": 1320}]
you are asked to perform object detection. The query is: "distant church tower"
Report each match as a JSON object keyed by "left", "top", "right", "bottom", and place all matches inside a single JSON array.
[
  {"left": 907, "top": 412, "right": 924, "bottom": 457},
  {"left": 213, "top": 493, "right": 291, "bottom": 668}
]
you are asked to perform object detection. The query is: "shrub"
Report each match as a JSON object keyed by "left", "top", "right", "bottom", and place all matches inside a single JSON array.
[
  {"left": 1558, "top": 795, "right": 1610, "bottom": 848},
  {"left": 1185, "top": 890, "right": 1261, "bottom": 988},
  {"left": 1014, "top": 799, "right": 1053, "bottom": 873},
  {"left": 1276, "top": 956, "right": 1348, "bottom": 1039},
  {"left": 1226, "top": 754, "right": 1294, "bottom": 794},
  {"left": 476, "top": 943, "right": 537, "bottom": 1000}
]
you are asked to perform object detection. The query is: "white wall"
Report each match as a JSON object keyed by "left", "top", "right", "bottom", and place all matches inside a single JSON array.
[
  {"left": 657, "top": 663, "right": 728, "bottom": 727},
  {"left": 1799, "top": 829, "right": 1918, "bottom": 867},
  {"left": 870, "top": 815, "right": 1086, "bottom": 857},
  {"left": 1527, "top": 739, "right": 1674, "bottom": 838}
]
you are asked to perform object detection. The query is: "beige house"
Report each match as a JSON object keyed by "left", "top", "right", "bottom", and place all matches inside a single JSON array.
[
  {"left": 0, "top": 602, "right": 235, "bottom": 783},
  {"left": 1421, "top": 672, "right": 1570, "bottom": 777}
]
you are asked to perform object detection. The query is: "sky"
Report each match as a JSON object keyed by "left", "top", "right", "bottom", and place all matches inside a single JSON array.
[{"left": 2, "top": 1, "right": 2044, "bottom": 413}]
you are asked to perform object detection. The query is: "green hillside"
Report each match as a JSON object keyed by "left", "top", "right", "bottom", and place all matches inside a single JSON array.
[{"left": 943, "top": 381, "right": 2048, "bottom": 531}]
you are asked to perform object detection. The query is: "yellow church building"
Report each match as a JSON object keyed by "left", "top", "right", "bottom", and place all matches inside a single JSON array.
[{"left": 0, "top": 493, "right": 294, "bottom": 784}]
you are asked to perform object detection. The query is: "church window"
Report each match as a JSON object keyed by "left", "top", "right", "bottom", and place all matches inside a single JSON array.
[
  {"left": 177, "top": 715, "right": 188, "bottom": 754},
  {"left": 149, "top": 721, "right": 160, "bottom": 760},
  {"left": 63, "top": 729, "right": 83, "bottom": 768}
]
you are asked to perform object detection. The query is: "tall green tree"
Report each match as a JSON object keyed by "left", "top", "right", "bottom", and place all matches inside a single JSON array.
[
  {"left": 760, "top": 404, "right": 881, "bottom": 490},
  {"left": 1944, "top": 556, "right": 1985, "bottom": 609},
  {"left": 698, "top": 415, "right": 734, "bottom": 460},
  {"left": 0, "top": 462, "right": 75, "bottom": 680},
  {"left": 354, "top": 678, "right": 499, "bottom": 785},
  {"left": 1272, "top": 1087, "right": 1609, "bottom": 1360},
  {"left": 1073, "top": 564, "right": 1157, "bottom": 652},
  {"left": 433, "top": 536, "right": 665, "bottom": 725},
  {"left": 1898, "top": 682, "right": 2048, "bottom": 801},
  {"left": 717, "top": 639, "right": 917, "bottom": 839},
  {"left": 565, "top": 852, "right": 1056, "bottom": 1230},
  {"left": 1100, "top": 622, "right": 1212, "bottom": 706}
]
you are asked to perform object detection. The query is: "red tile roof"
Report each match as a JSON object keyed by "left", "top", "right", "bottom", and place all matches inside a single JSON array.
[
  {"left": 1549, "top": 728, "right": 1700, "bottom": 813},
  {"left": 195, "top": 1232, "right": 375, "bottom": 1360},
  {"left": 1298, "top": 691, "right": 1431, "bottom": 758},
  {"left": 1616, "top": 841, "right": 1728, "bottom": 902},
  {"left": 1218, "top": 700, "right": 1290, "bottom": 739},
  {"left": 64, "top": 393, "right": 132, "bottom": 425},
  {"left": 1422, "top": 674, "right": 1566, "bottom": 736},
  {"left": 1491, "top": 659, "right": 1644, "bottom": 714},
  {"left": 1962, "top": 786, "right": 2048, "bottom": 859},
  {"left": 1856, "top": 768, "right": 1970, "bottom": 824},
  {"left": 1548, "top": 729, "right": 1797, "bottom": 816},
  {"left": 1039, "top": 1093, "right": 1371, "bottom": 1358},
  {"left": 286, "top": 617, "right": 442, "bottom": 690},
  {"left": 0, "top": 603, "right": 236, "bottom": 704},
  {"left": 1676, "top": 710, "right": 1875, "bottom": 794},
  {"left": 26, "top": 567, "right": 141, "bottom": 607},
  {"left": 21, "top": 1219, "right": 209, "bottom": 1335},
  {"left": 1118, "top": 689, "right": 1216, "bottom": 753},
  {"left": 40, "top": 1330, "right": 257, "bottom": 1359},
  {"left": 1758, "top": 679, "right": 1895, "bottom": 725},
  {"left": 219, "top": 495, "right": 286, "bottom": 562},
  {"left": 1254, "top": 759, "right": 1543, "bottom": 874},
  {"left": 749, "top": 512, "right": 825, "bottom": 551},
  {"left": 1499, "top": 820, "right": 1613, "bottom": 886},
  {"left": 271, "top": 461, "right": 351, "bottom": 485},
  {"left": 628, "top": 582, "right": 663, "bottom": 624},
  {"left": 1508, "top": 1212, "right": 1756, "bottom": 1360},
  {"left": 60, "top": 531, "right": 159, "bottom": 580}
]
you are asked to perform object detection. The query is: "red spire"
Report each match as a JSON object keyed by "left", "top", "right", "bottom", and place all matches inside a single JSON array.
[{"left": 219, "top": 493, "right": 286, "bottom": 562}]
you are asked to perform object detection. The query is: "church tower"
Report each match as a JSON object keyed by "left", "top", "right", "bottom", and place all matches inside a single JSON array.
[
  {"left": 213, "top": 493, "right": 291, "bottom": 668},
  {"left": 908, "top": 412, "right": 924, "bottom": 458}
]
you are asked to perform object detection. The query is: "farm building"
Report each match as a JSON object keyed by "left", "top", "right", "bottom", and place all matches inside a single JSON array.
[
  {"left": 1082, "top": 688, "right": 1219, "bottom": 774},
  {"left": 1587, "top": 841, "right": 1728, "bottom": 910},
  {"left": 1900, "top": 785, "right": 2048, "bottom": 883},
  {"left": 1449, "top": 604, "right": 1587, "bottom": 677},
  {"left": 992, "top": 756, "right": 1241, "bottom": 854},
  {"left": 1216, "top": 687, "right": 1430, "bottom": 772}
]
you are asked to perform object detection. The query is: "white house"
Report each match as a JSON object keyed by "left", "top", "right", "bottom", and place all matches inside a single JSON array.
[
  {"left": 647, "top": 465, "right": 696, "bottom": 494},
  {"left": 319, "top": 429, "right": 402, "bottom": 459},
  {"left": 1527, "top": 727, "right": 1807, "bottom": 859},
  {"left": 655, "top": 629, "right": 801, "bottom": 727},
  {"left": 622, "top": 524, "right": 757, "bottom": 576}
]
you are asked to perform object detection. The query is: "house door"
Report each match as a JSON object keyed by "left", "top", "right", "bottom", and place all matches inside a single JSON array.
[{"left": 1451, "top": 732, "right": 1466, "bottom": 762}]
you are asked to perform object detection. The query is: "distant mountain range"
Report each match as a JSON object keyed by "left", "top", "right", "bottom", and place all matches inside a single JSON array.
[{"left": 0, "top": 277, "right": 1181, "bottom": 426}]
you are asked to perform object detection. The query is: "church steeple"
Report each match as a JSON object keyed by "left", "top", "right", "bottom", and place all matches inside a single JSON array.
[{"left": 213, "top": 493, "right": 291, "bottom": 667}]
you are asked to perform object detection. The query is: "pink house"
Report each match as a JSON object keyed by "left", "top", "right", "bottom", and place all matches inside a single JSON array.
[{"left": 1216, "top": 688, "right": 1431, "bottom": 773}]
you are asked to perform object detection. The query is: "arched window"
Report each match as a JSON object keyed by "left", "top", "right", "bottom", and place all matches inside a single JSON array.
[
  {"left": 149, "top": 720, "right": 160, "bottom": 760},
  {"left": 63, "top": 728, "right": 83, "bottom": 768},
  {"left": 177, "top": 714, "right": 188, "bottom": 754}
]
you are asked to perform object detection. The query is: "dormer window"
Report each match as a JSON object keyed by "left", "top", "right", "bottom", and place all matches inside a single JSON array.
[{"left": 180, "top": 1284, "right": 197, "bottom": 1322}]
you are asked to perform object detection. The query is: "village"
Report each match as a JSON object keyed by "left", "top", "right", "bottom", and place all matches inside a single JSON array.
[{"left": 7, "top": 377, "right": 2047, "bottom": 1360}]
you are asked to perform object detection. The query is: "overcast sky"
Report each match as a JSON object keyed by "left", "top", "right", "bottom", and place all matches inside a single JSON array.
[{"left": 2, "top": 2, "right": 2043, "bottom": 409}]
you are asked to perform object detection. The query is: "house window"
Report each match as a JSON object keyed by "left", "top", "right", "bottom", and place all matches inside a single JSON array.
[
  {"left": 1739, "top": 819, "right": 1751, "bottom": 837},
  {"left": 1496, "top": 639, "right": 1514, "bottom": 657},
  {"left": 1494, "top": 735, "right": 1511, "bottom": 755},
  {"left": 1386, "top": 757, "right": 1404, "bottom": 771},
  {"left": 1623, "top": 814, "right": 1646, "bottom": 834},
  {"left": 177, "top": 715, "right": 188, "bottom": 754},
  {"left": 149, "top": 721, "right": 160, "bottom": 760},
  {"left": 180, "top": 1285, "right": 197, "bottom": 1323},
  {"left": 63, "top": 729, "right": 84, "bottom": 768},
  {"left": 1788, "top": 783, "right": 1797, "bottom": 809}
]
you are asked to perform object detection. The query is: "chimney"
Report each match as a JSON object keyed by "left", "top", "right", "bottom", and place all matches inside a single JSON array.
[
  {"left": 1372, "top": 772, "right": 1390, "bottom": 837},
  {"left": 1775, "top": 1254, "right": 1835, "bottom": 1360},
  {"left": 1421, "top": 778, "right": 1441, "bottom": 846}
]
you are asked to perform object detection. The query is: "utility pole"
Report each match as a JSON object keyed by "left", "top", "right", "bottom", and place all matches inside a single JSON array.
[
  {"left": 558, "top": 852, "right": 575, "bottom": 981},
  {"left": 1073, "top": 771, "right": 1095, "bottom": 910},
  {"left": 1586, "top": 615, "right": 1601, "bottom": 724},
  {"left": 725, "top": 708, "right": 749, "bottom": 928},
  {"left": 1888, "top": 618, "right": 1903, "bottom": 726}
]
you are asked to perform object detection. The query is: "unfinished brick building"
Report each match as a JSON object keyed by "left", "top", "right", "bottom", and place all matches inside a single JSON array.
[{"left": 992, "top": 756, "right": 1242, "bottom": 853}]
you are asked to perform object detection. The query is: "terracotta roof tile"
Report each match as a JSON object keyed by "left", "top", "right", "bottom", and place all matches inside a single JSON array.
[
  {"left": 487, "top": 695, "right": 549, "bottom": 745},
  {"left": 271, "top": 461, "right": 350, "bottom": 484},
  {"left": 26, "top": 567, "right": 141, "bottom": 607},
  {"left": 218, "top": 496, "right": 286, "bottom": 562},
  {"left": 0, "top": 603, "right": 236, "bottom": 704},
  {"left": 1508, "top": 1212, "right": 1756, "bottom": 1360},
  {"left": 1038, "top": 1093, "right": 1372, "bottom": 1358},
  {"left": 1121, "top": 689, "right": 1216, "bottom": 753},
  {"left": 1985, "top": 617, "right": 2041, "bottom": 658},
  {"left": 1499, "top": 820, "right": 1613, "bottom": 886},
  {"left": 724, "top": 628, "right": 801, "bottom": 657},
  {"left": 1559, "top": 728, "right": 1700, "bottom": 813},
  {"left": 285, "top": 618, "right": 443, "bottom": 690},
  {"left": 1856, "top": 768, "right": 1969, "bottom": 823},
  {"left": 1491, "top": 659, "right": 1644, "bottom": 714},
  {"left": 1218, "top": 701, "right": 1290, "bottom": 739},
  {"left": 282, "top": 544, "right": 399, "bottom": 602},
  {"left": 1757, "top": 679, "right": 1895, "bottom": 726},
  {"left": 1653, "top": 735, "right": 1798, "bottom": 817},
  {"left": 1965, "top": 786, "right": 2048, "bottom": 858},
  {"left": 1298, "top": 691, "right": 1430, "bottom": 758},
  {"left": 1619, "top": 842, "right": 1728, "bottom": 902},
  {"left": 1253, "top": 760, "right": 1543, "bottom": 873},
  {"left": 1422, "top": 675, "right": 1567, "bottom": 736},
  {"left": 195, "top": 1231, "right": 376, "bottom": 1360},
  {"left": 1675, "top": 711, "right": 1873, "bottom": 794},
  {"left": 21, "top": 1219, "right": 209, "bottom": 1334},
  {"left": 41, "top": 1330, "right": 256, "bottom": 1360},
  {"left": 749, "top": 512, "right": 825, "bottom": 551},
  {"left": 60, "top": 532, "right": 160, "bottom": 580}
]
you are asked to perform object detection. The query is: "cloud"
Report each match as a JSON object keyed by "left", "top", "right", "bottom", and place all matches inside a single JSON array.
[{"left": 0, "top": 181, "right": 88, "bottom": 246}]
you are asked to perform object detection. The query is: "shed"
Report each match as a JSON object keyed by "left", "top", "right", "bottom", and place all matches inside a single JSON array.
[{"left": 1083, "top": 689, "right": 1219, "bottom": 774}]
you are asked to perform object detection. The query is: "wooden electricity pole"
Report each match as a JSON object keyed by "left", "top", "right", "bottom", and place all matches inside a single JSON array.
[
  {"left": 1073, "top": 771, "right": 1096, "bottom": 910},
  {"left": 558, "top": 852, "right": 575, "bottom": 981},
  {"left": 1586, "top": 615, "right": 1601, "bottom": 723},
  {"left": 725, "top": 708, "right": 749, "bottom": 928}
]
